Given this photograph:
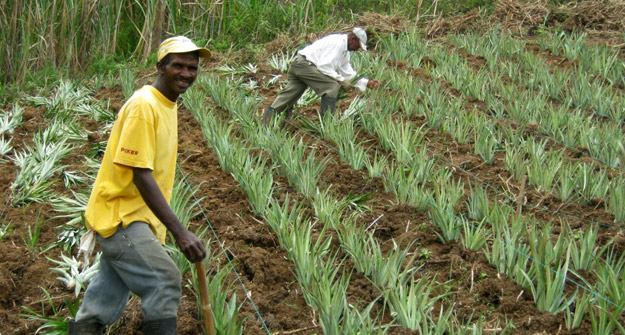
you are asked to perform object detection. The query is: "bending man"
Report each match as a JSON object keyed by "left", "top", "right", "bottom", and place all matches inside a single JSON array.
[
  {"left": 262, "top": 27, "right": 380, "bottom": 124},
  {"left": 69, "top": 36, "right": 210, "bottom": 335}
]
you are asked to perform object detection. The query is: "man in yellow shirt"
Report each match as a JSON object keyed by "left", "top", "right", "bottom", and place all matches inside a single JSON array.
[{"left": 69, "top": 36, "right": 211, "bottom": 335}]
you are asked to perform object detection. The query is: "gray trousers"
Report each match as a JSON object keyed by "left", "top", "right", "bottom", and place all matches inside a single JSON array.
[
  {"left": 270, "top": 55, "right": 340, "bottom": 113},
  {"left": 75, "top": 222, "right": 181, "bottom": 325}
]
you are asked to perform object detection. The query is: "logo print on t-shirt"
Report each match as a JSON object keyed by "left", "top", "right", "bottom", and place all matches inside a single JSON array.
[{"left": 121, "top": 147, "right": 139, "bottom": 155}]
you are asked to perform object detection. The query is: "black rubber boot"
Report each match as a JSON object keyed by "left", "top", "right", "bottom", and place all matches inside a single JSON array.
[
  {"left": 140, "top": 317, "right": 177, "bottom": 335},
  {"left": 261, "top": 106, "right": 276, "bottom": 125},
  {"left": 320, "top": 96, "right": 337, "bottom": 118},
  {"left": 67, "top": 319, "right": 105, "bottom": 335},
  {"left": 284, "top": 106, "right": 294, "bottom": 120}
]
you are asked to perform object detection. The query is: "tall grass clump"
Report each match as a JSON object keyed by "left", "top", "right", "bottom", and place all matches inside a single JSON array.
[{"left": 3, "top": 0, "right": 442, "bottom": 85}]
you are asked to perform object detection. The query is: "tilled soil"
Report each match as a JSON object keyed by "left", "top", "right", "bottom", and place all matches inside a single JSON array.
[{"left": 2, "top": 31, "right": 623, "bottom": 335}]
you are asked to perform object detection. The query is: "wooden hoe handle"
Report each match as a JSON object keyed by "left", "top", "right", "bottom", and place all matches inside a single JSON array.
[{"left": 195, "top": 262, "right": 215, "bottom": 335}]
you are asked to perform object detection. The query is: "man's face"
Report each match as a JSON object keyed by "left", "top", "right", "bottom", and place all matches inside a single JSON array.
[
  {"left": 157, "top": 52, "right": 199, "bottom": 100},
  {"left": 347, "top": 35, "right": 361, "bottom": 51}
]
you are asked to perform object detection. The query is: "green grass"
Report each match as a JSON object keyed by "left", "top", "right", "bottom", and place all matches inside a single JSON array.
[{"left": 2, "top": 0, "right": 498, "bottom": 88}]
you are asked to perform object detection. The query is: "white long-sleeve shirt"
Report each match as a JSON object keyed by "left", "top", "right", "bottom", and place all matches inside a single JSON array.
[{"left": 298, "top": 33, "right": 369, "bottom": 91}]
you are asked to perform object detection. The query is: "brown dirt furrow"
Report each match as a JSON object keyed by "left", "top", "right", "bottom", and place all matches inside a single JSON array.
[{"left": 276, "top": 94, "right": 595, "bottom": 334}]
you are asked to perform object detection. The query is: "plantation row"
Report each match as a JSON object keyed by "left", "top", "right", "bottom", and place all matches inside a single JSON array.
[
  {"left": 1, "top": 27, "right": 624, "bottom": 334},
  {"left": 186, "top": 28, "right": 625, "bottom": 333},
  {"left": 190, "top": 75, "right": 522, "bottom": 333},
  {"left": 377, "top": 29, "right": 625, "bottom": 221},
  {"left": 186, "top": 54, "right": 624, "bottom": 334},
  {"left": 368, "top": 32, "right": 624, "bottom": 332}
]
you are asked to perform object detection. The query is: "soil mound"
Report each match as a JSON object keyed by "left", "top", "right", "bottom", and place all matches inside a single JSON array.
[{"left": 426, "top": 0, "right": 624, "bottom": 42}]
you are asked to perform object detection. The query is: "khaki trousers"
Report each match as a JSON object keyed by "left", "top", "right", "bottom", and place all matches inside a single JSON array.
[{"left": 270, "top": 55, "right": 340, "bottom": 113}]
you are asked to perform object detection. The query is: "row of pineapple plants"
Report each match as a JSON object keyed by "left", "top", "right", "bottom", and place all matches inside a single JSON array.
[
  {"left": 370, "top": 29, "right": 625, "bottom": 224},
  {"left": 217, "top": 44, "right": 625, "bottom": 333},
  {"left": 189, "top": 61, "right": 616, "bottom": 334},
  {"left": 186, "top": 79, "right": 398, "bottom": 334},
  {"left": 191, "top": 74, "right": 499, "bottom": 333},
  {"left": 446, "top": 28, "right": 625, "bottom": 166},
  {"left": 353, "top": 35, "right": 625, "bottom": 332},
  {"left": 355, "top": 86, "right": 624, "bottom": 332},
  {"left": 5, "top": 26, "right": 623, "bottom": 334},
  {"left": 534, "top": 30, "right": 625, "bottom": 93},
  {"left": 450, "top": 27, "right": 625, "bottom": 127},
  {"left": 274, "top": 32, "right": 622, "bottom": 330},
  {"left": 6, "top": 82, "right": 110, "bottom": 333}
]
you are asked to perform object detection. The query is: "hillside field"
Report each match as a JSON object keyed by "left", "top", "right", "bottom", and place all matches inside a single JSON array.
[{"left": 1, "top": 1, "right": 625, "bottom": 334}]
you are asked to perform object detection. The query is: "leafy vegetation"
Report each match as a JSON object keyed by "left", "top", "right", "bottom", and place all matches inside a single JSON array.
[{"left": 3, "top": 1, "right": 625, "bottom": 334}]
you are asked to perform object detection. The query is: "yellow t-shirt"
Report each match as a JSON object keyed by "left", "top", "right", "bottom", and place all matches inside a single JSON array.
[{"left": 85, "top": 85, "right": 178, "bottom": 244}]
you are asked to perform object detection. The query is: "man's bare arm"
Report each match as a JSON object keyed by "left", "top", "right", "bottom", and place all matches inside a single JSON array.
[{"left": 133, "top": 167, "right": 206, "bottom": 262}]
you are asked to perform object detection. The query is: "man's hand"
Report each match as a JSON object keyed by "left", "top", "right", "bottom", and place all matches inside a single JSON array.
[
  {"left": 339, "top": 80, "right": 353, "bottom": 91},
  {"left": 173, "top": 229, "right": 206, "bottom": 263},
  {"left": 367, "top": 80, "right": 380, "bottom": 89}
]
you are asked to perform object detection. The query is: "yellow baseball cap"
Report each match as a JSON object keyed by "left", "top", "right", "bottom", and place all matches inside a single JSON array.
[{"left": 157, "top": 36, "right": 211, "bottom": 62}]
